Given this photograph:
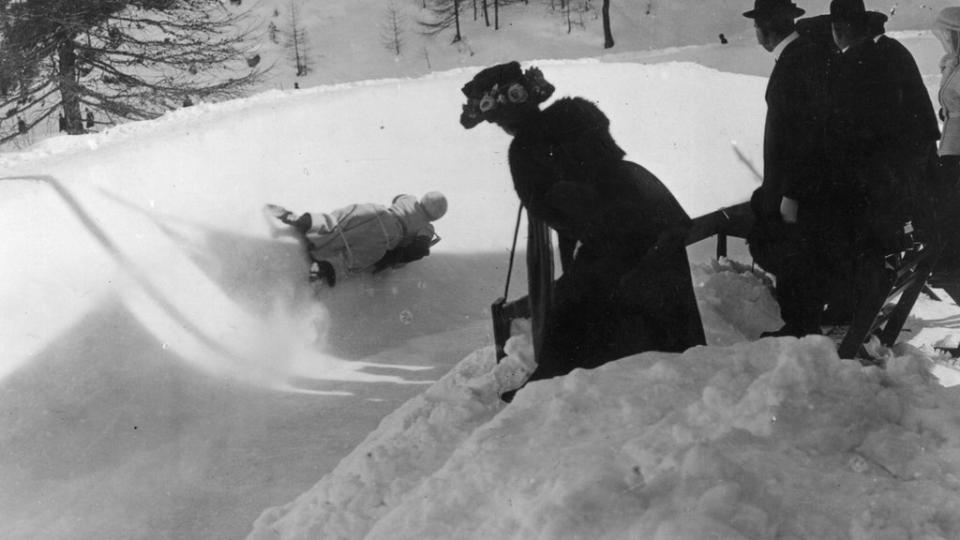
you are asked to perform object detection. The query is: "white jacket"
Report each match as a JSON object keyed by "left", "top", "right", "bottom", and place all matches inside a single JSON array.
[{"left": 936, "top": 24, "right": 960, "bottom": 156}]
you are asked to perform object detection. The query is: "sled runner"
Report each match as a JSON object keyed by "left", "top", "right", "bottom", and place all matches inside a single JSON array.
[{"left": 837, "top": 241, "right": 938, "bottom": 362}]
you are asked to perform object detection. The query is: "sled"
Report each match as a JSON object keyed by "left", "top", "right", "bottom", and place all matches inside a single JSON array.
[{"left": 837, "top": 242, "right": 938, "bottom": 362}]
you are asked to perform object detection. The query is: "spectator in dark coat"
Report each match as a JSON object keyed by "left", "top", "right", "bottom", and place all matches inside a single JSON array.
[
  {"left": 869, "top": 10, "right": 941, "bottom": 197},
  {"left": 828, "top": 0, "right": 933, "bottom": 249},
  {"left": 744, "top": 0, "right": 833, "bottom": 337},
  {"left": 460, "top": 61, "right": 705, "bottom": 385},
  {"left": 871, "top": 12, "right": 942, "bottom": 263},
  {"left": 796, "top": 13, "right": 837, "bottom": 51},
  {"left": 820, "top": 0, "right": 936, "bottom": 323}
]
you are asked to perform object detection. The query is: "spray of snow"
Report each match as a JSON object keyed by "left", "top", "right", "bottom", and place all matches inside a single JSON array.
[{"left": 0, "top": 174, "right": 428, "bottom": 393}]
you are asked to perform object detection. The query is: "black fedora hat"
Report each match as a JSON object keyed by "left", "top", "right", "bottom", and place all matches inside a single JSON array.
[
  {"left": 829, "top": 0, "right": 869, "bottom": 22},
  {"left": 743, "top": 0, "right": 806, "bottom": 19}
]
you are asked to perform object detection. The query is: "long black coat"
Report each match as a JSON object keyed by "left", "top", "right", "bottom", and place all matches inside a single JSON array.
[
  {"left": 874, "top": 35, "right": 942, "bottom": 238},
  {"left": 748, "top": 35, "right": 833, "bottom": 333},
  {"left": 508, "top": 97, "right": 706, "bottom": 381},
  {"left": 754, "top": 35, "right": 832, "bottom": 221},
  {"left": 827, "top": 37, "right": 938, "bottom": 250},
  {"left": 874, "top": 35, "right": 940, "bottom": 158}
]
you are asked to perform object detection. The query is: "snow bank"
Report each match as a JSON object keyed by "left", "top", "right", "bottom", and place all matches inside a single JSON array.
[
  {"left": 692, "top": 258, "right": 783, "bottom": 345},
  {"left": 247, "top": 347, "right": 508, "bottom": 540},
  {"left": 251, "top": 340, "right": 960, "bottom": 540},
  {"left": 364, "top": 339, "right": 960, "bottom": 540},
  {"left": 250, "top": 262, "right": 960, "bottom": 540}
]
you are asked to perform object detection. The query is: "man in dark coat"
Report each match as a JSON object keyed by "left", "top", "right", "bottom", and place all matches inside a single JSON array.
[
  {"left": 829, "top": 0, "right": 932, "bottom": 241},
  {"left": 869, "top": 10, "right": 942, "bottom": 244},
  {"left": 460, "top": 62, "right": 706, "bottom": 386},
  {"left": 744, "top": 0, "right": 833, "bottom": 336},
  {"left": 821, "top": 0, "right": 938, "bottom": 324}
]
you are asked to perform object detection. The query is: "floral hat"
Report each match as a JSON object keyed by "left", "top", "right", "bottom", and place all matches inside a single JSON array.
[{"left": 459, "top": 61, "right": 555, "bottom": 129}]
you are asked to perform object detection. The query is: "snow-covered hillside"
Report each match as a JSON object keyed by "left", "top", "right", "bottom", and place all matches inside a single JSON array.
[
  {"left": 245, "top": 0, "right": 960, "bottom": 87},
  {"left": 10, "top": 0, "right": 960, "bottom": 144}
]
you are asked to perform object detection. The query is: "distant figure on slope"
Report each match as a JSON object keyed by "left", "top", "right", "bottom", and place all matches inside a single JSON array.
[
  {"left": 460, "top": 61, "right": 705, "bottom": 387},
  {"left": 266, "top": 192, "right": 447, "bottom": 287}
]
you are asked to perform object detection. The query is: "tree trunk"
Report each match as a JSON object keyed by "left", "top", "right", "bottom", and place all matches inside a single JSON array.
[
  {"left": 482, "top": 0, "right": 489, "bottom": 26},
  {"left": 602, "top": 0, "right": 614, "bottom": 48},
  {"left": 57, "top": 39, "right": 83, "bottom": 134},
  {"left": 494, "top": 0, "right": 499, "bottom": 29},
  {"left": 453, "top": 0, "right": 462, "bottom": 42}
]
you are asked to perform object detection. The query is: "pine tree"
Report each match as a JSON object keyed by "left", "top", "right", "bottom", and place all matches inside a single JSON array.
[{"left": 0, "top": 0, "right": 263, "bottom": 142}]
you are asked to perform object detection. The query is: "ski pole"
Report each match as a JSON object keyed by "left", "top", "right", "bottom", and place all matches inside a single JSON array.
[{"left": 503, "top": 203, "right": 523, "bottom": 299}]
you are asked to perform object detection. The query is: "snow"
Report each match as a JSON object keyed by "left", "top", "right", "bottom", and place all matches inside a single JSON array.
[
  {"left": 5, "top": 2, "right": 960, "bottom": 539},
  {"left": 249, "top": 262, "right": 960, "bottom": 540}
]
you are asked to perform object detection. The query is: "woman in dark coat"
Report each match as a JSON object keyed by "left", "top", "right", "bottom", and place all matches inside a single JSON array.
[{"left": 460, "top": 61, "right": 705, "bottom": 384}]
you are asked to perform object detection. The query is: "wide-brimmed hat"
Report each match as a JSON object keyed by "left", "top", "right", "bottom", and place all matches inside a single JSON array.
[
  {"left": 829, "top": 0, "right": 869, "bottom": 22},
  {"left": 459, "top": 61, "right": 555, "bottom": 129},
  {"left": 743, "top": 0, "right": 805, "bottom": 20},
  {"left": 867, "top": 10, "right": 888, "bottom": 33}
]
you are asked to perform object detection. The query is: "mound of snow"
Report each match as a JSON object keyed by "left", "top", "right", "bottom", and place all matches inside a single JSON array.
[
  {"left": 250, "top": 262, "right": 960, "bottom": 540},
  {"left": 252, "top": 336, "right": 960, "bottom": 540}
]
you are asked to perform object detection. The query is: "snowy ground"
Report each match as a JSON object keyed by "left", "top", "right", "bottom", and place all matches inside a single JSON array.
[
  {"left": 4, "top": 5, "right": 960, "bottom": 540},
  {"left": 250, "top": 262, "right": 960, "bottom": 540}
]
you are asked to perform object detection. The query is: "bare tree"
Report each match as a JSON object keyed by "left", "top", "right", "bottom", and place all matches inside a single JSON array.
[
  {"left": 0, "top": 0, "right": 264, "bottom": 142},
  {"left": 419, "top": 0, "right": 462, "bottom": 43},
  {"left": 490, "top": 0, "right": 528, "bottom": 31},
  {"left": 380, "top": 1, "right": 405, "bottom": 56},
  {"left": 421, "top": 46, "right": 431, "bottom": 70},
  {"left": 286, "top": 0, "right": 309, "bottom": 76},
  {"left": 602, "top": 0, "right": 613, "bottom": 48},
  {"left": 541, "top": 0, "right": 592, "bottom": 33}
]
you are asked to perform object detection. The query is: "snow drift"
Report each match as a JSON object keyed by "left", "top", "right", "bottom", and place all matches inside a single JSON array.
[{"left": 249, "top": 261, "right": 960, "bottom": 540}]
